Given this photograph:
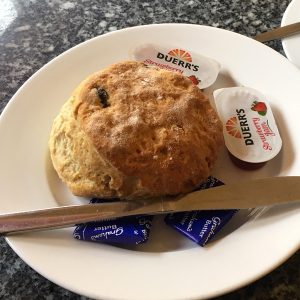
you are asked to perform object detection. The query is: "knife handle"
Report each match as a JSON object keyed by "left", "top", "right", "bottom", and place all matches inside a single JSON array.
[
  {"left": 254, "top": 22, "right": 300, "bottom": 42},
  {"left": 0, "top": 202, "right": 133, "bottom": 235}
]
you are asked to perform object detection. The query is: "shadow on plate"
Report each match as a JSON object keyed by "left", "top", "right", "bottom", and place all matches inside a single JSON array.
[{"left": 270, "top": 103, "right": 295, "bottom": 173}]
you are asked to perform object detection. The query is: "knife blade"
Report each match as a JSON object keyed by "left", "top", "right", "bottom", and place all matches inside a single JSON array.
[
  {"left": 254, "top": 22, "right": 300, "bottom": 42},
  {"left": 1, "top": 176, "right": 300, "bottom": 235}
]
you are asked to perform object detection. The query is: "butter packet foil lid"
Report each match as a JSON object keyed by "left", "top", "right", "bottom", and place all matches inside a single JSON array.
[
  {"left": 165, "top": 177, "right": 238, "bottom": 246},
  {"left": 73, "top": 199, "right": 153, "bottom": 245},
  {"left": 131, "top": 44, "right": 220, "bottom": 89},
  {"left": 214, "top": 87, "right": 282, "bottom": 163}
]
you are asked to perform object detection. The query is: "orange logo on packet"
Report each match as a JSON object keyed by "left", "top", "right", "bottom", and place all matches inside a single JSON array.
[
  {"left": 226, "top": 117, "right": 242, "bottom": 138},
  {"left": 168, "top": 49, "right": 192, "bottom": 62}
]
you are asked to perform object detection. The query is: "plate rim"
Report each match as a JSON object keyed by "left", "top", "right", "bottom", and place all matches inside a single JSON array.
[
  {"left": 1, "top": 23, "right": 300, "bottom": 300},
  {"left": 281, "top": 0, "right": 300, "bottom": 66}
]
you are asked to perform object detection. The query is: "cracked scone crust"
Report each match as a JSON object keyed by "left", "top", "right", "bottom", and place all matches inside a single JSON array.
[{"left": 49, "top": 61, "right": 223, "bottom": 199}]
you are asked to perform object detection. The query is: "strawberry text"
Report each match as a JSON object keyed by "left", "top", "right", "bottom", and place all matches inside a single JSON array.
[{"left": 252, "top": 118, "right": 274, "bottom": 150}]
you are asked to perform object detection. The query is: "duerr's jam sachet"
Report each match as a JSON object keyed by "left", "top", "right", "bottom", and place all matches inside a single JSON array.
[
  {"left": 132, "top": 43, "right": 220, "bottom": 89},
  {"left": 214, "top": 87, "right": 282, "bottom": 166}
]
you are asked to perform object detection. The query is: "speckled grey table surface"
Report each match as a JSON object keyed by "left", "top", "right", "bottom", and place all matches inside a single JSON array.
[{"left": 0, "top": 0, "right": 300, "bottom": 299}]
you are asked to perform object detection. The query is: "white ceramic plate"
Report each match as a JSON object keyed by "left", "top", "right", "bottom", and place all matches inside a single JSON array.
[
  {"left": 282, "top": 0, "right": 300, "bottom": 68},
  {"left": 1, "top": 24, "right": 300, "bottom": 300}
]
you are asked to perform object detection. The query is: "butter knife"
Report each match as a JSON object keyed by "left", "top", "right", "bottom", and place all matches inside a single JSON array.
[
  {"left": 254, "top": 22, "right": 300, "bottom": 42},
  {"left": 1, "top": 176, "right": 300, "bottom": 235}
]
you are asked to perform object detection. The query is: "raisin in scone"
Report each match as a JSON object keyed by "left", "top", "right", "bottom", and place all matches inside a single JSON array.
[{"left": 49, "top": 61, "right": 223, "bottom": 199}]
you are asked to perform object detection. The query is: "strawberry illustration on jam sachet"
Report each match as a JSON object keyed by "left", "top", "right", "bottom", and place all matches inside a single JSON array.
[
  {"left": 187, "top": 75, "right": 200, "bottom": 85},
  {"left": 251, "top": 100, "right": 267, "bottom": 116}
]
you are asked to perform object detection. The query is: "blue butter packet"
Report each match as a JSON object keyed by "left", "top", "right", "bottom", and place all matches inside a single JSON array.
[
  {"left": 73, "top": 198, "right": 153, "bottom": 245},
  {"left": 165, "top": 177, "right": 238, "bottom": 246}
]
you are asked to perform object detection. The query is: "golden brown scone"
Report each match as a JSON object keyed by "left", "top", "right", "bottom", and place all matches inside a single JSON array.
[{"left": 49, "top": 61, "right": 223, "bottom": 199}]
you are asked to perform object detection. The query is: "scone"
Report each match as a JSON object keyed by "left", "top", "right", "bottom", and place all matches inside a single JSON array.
[{"left": 49, "top": 61, "right": 223, "bottom": 199}]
